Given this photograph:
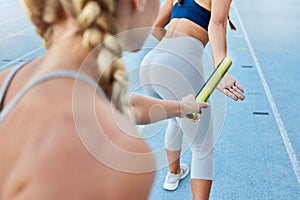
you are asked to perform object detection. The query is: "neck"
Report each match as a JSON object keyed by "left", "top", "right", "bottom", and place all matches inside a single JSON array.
[{"left": 40, "top": 19, "right": 99, "bottom": 79}]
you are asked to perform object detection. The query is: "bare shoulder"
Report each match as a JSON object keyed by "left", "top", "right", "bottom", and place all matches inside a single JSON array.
[{"left": 3, "top": 79, "right": 155, "bottom": 199}]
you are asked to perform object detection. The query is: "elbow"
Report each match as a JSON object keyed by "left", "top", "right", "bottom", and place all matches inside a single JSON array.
[
  {"left": 153, "top": 21, "right": 168, "bottom": 29},
  {"left": 208, "top": 20, "right": 227, "bottom": 38},
  {"left": 129, "top": 95, "right": 149, "bottom": 125},
  {"left": 208, "top": 19, "right": 226, "bottom": 31}
]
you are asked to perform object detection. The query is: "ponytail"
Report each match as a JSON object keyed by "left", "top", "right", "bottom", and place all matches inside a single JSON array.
[{"left": 228, "top": 15, "right": 236, "bottom": 30}]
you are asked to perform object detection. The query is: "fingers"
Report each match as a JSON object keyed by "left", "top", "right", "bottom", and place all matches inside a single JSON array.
[
  {"left": 230, "top": 85, "right": 245, "bottom": 100},
  {"left": 223, "top": 88, "right": 238, "bottom": 101},
  {"left": 183, "top": 99, "right": 209, "bottom": 121},
  {"left": 194, "top": 102, "right": 210, "bottom": 120},
  {"left": 233, "top": 82, "right": 245, "bottom": 100},
  {"left": 185, "top": 115, "right": 199, "bottom": 123},
  {"left": 198, "top": 102, "right": 210, "bottom": 109},
  {"left": 220, "top": 76, "right": 245, "bottom": 101},
  {"left": 220, "top": 74, "right": 245, "bottom": 101},
  {"left": 222, "top": 87, "right": 244, "bottom": 101},
  {"left": 235, "top": 82, "right": 244, "bottom": 93}
]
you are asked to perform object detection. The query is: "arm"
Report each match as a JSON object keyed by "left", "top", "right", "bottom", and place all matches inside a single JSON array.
[
  {"left": 151, "top": 0, "right": 173, "bottom": 40},
  {"left": 129, "top": 93, "right": 209, "bottom": 125},
  {"left": 208, "top": 0, "right": 231, "bottom": 67},
  {"left": 208, "top": 0, "right": 245, "bottom": 101}
]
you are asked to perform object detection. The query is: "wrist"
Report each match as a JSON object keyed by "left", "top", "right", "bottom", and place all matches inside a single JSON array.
[
  {"left": 166, "top": 100, "right": 182, "bottom": 118},
  {"left": 175, "top": 101, "right": 184, "bottom": 118}
]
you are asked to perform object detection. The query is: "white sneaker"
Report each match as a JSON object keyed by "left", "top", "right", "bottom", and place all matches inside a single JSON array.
[{"left": 163, "top": 164, "right": 190, "bottom": 191}]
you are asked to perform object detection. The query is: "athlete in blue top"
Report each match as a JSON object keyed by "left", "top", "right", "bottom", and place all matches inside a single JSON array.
[{"left": 140, "top": 0, "right": 245, "bottom": 199}]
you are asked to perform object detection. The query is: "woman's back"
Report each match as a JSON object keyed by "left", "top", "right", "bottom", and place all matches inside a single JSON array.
[
  {"left": 0, "top": 56, "right": 155, "bottom": 199},
  {"left": 0, "top": 0, "right": 163, "bottom": 198}
]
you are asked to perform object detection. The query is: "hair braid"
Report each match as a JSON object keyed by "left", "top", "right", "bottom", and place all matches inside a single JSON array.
[
  {"left": 22, "top": 0, "right": 131, "bottom": 117},
  {"left": 22, "top": 0, "right": 64, "bottom": 48},
  {"left": 73, "top": 0, "right": 130, "bottom": 116}
]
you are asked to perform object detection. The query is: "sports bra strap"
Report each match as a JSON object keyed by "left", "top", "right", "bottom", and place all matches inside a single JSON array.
[
  {"left": 0, "top": 70, "right": 109, "bottom": 123},
  {"left": 0, "top": 63, "right": 28, "bottom": 110}
]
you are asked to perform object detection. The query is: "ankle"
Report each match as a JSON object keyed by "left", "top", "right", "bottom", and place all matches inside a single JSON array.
[{"left": 170, "top": 167, "right": 181, "bottom": 174}]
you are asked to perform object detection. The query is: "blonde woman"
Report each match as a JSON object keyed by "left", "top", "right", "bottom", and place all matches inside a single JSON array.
[
  {"left": 140, "top": 0, "right": 245, "bottom": 199},
  {"left": 0, "top": 0, "right": 212, "bottom": 199}
]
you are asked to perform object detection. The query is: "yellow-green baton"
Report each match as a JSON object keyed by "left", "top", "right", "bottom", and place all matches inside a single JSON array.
[{"left": 186, "top": 57, "right": 232, "bottom": 119}]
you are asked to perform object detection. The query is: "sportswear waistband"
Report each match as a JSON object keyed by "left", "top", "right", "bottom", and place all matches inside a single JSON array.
[{"left": 155, "top": 36, "right": 204, "bottom": 56}]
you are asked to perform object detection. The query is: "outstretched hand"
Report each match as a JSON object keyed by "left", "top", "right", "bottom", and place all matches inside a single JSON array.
[
  {"left": 217, "top": 73, "right": 245, "bottom": 101},
  {"left": 180, "top": 94, "right": 210, "bottom": 121}
]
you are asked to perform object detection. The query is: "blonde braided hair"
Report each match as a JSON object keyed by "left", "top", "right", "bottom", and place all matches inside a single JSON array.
[{"left": 21, "top": 0, "right": 130, "bottom": 116}]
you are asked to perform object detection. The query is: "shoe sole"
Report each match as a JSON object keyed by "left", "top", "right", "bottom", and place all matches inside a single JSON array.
[{"left": 163, "top": 182, "right": 179, "bottom": 191}]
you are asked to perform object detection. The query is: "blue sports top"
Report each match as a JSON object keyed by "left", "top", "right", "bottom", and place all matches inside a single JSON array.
[{"left": 171, "top": 0, "right": 211, "bottom": 31}]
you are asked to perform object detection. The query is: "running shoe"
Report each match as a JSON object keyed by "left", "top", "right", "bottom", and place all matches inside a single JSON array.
[{"left": 163, "top": 164, "right": 189, "bottom": 191}]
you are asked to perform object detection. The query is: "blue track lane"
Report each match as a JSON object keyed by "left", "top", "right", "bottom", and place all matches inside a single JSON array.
[{"left": 1, "top": 0, "right": 299, "bottom": 199}]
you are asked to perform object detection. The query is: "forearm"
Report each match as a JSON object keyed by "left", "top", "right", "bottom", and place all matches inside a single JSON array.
[
  {"left": 208, "top": 22, "right": 227, "bottom": 68},
  {"left": 151, "top": 0, "right": 173, "bottom": 40},
  {"left": 151, "top": 28, "right": 167, "bottom": 41},
  {"left": 208, "top": 0, "right": 232, "bottom": 68},
  {"left": 129, "top": 94, "right": 181, "bottom": 125}
]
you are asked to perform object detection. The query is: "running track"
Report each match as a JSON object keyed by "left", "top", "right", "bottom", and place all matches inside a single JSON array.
[{"left": 0, "top": 0, "right": 299, "bottom": 199}]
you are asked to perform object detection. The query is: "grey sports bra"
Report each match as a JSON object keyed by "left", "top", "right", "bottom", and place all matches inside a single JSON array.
[{"left": 0, "top": 63, "right": 109, "bottom": 123}]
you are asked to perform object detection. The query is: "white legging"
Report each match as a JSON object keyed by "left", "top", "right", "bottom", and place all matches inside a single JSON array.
[{"left": 140, "top": 36, "right": 225, "bottom": 180}]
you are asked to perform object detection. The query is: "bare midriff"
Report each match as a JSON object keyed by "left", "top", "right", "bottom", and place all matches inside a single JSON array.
[{"left": 165, "top": 18, "right": 209, "bottom": 46}]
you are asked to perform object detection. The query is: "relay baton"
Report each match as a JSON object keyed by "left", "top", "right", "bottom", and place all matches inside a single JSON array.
[{"left": 186, "top": 57, "right": 232, "bottom": 119}]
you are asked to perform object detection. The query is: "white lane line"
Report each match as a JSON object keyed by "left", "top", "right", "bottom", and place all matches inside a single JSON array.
[
  {"left": 233, "top": 2, "right": 300, "bottom": 187},
  {"left": 0, "top": 47, "right": 43, "bottom": 70},
  {"left": 0, "top": 27, "right": 33, "bottom": 42}
]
